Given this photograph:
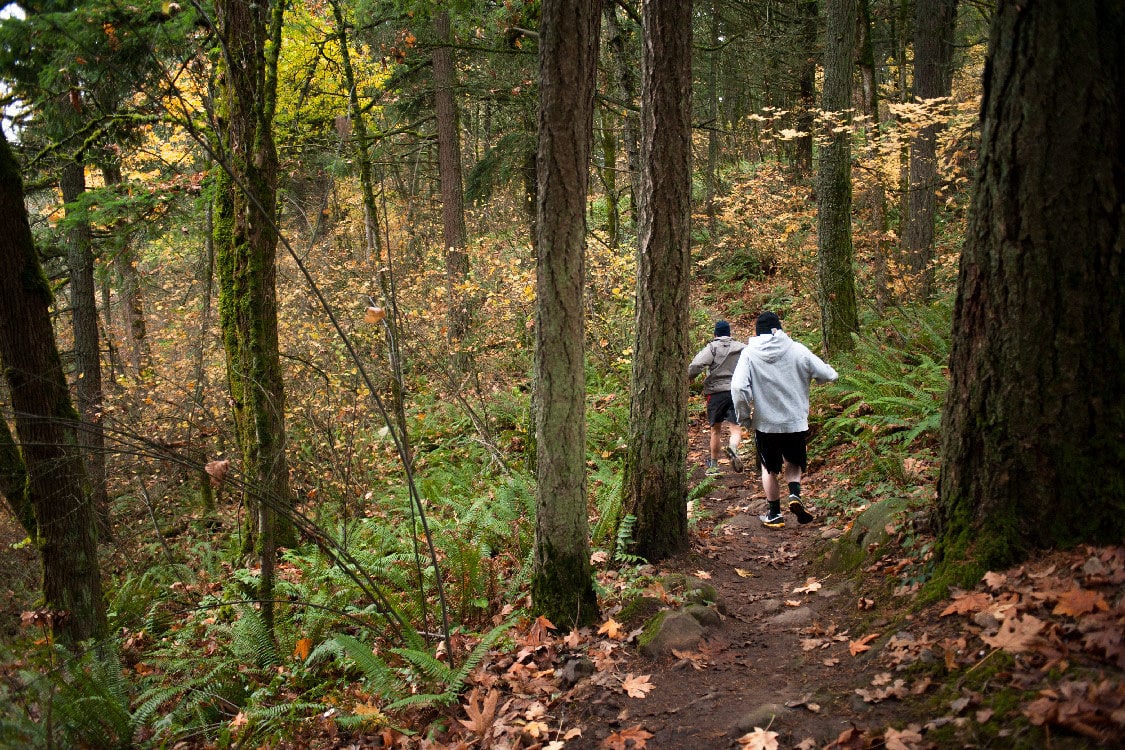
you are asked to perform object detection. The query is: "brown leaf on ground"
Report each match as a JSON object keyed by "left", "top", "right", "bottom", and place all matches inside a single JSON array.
[
  {"left": 982, "top": 571, "right": 1007, "bottom": 589},
  {"left": 601, "top": 725, "right": 654, "bottom": 749},
  {"left": 940, "top": 591, "right": 992, "bottom": 617},
  {"left": 849, "top": 632, "right": 880, "bottom": 656},
  {"left": 204, "top": 459, "right": 230, "bottom": 488},
  {"left": 458, "top": 689, "right": 498, "bottom": 735},
  {"left": 1052, "top": 587, "right": 1109, "bottom": 617},
  {"left": 981, "top": 614, "right": 1044, "bottom": 653},
  {"left": 736, "top": 727, "right": 779, "bottom": 749},
  {"left": 884, "top": 725, "right": 924, "bottom": 750},
  {"left": 621, "top": 673, "right": 655, "bottom": 698},
  {"left": 598, "top": 618, "right": 626, "bottom": 640}
]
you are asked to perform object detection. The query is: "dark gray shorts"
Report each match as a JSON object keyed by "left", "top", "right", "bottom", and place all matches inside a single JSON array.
[{"left": 705, "top": 391, "right": 739, "bottom": 426}]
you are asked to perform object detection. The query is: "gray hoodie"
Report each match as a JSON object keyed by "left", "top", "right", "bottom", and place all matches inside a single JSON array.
[
  {"left": 688, "top": 336, "right": 746, "bottom": 395},
  {"left": 730, "top": 330, "right": 838, "bottom": 433}
]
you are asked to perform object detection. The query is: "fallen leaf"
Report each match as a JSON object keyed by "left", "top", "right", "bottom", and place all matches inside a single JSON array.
[
  {"left": 784, "top": 599, "right": 802, "bottom": 607},
  {"left": 621, "top": 673, "right": 655, "bottom": 699},
  {"left": 598, "top": 618, "right": 625, "bottom": 640},
  {"left": 793, "top": 578, "right": 822, "bottom": 594},
  {"left": 602, "top": 725, "right": 653, "bottom": 749},
  {"left": 737, "top": 727, "right": 779, "bottom": 749},
  {"left": 524, "top": 720, "right": 549, "bottom": 738},
  {"left": 293, "top": 637, "right": 311, "bottom": 661},
  {"left": 735, "top": 568, "right": 754, "bottom": 578},
  {"left": 364, "top": 306, "right": 386, "bottom": 323},
  {"left": 940, "top": 591, "right": 992, "bottom": 617},
  {"left": 884, "top": 726, "right": 923, "bottom": 750},
  {"left": 204, "top": 459, "right": 230, "bottom": 489},
  {"left": 458, "top": 689, "right": 498, "bottom": 734},
  {"left": 694, "top": 570, "right": 712, "bottom": 580},
  {"left": 982, "top": 571, "right": 1007, "bottom": 589},
  {"left": 849, "top": 633, "right": 880, "bottom": 656},
  {"left": 1052, "top": 587, "right": 1108, "bottom": 617},
  {"left": 981, "top": 614, "right": 1043, "bottom": 653}
]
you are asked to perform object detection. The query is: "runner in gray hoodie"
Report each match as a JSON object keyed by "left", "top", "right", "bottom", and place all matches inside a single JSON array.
[
  {"left": 730, "top": 311, "right": 838, "bottom": 527},
  {"left": 688, "top": 320, "right": 746, "bottom": 474}
]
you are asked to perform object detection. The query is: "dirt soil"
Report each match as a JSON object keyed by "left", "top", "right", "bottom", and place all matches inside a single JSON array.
[{"left": 558, "top": 418, "right": 913, "bottom": 749}]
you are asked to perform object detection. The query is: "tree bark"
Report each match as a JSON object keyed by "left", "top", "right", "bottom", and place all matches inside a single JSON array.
[
  {"left": 815, "top": 0, "right": 859, "bottom": 356},
  {"left": 903, "top": 0, "right": 958, "bottom": 299},
  {"left": 936, "top": 1, "right": 1125, "bottom": 579},
  {"left": 433, "top": 9, "right": 471, "bottom": 371},
  {"left": 622, "top": 0, "right": 693, "bottom": 562},
  {"left": 0, "top": 133, "right": 106, "bottom": 645},
  {"left": 531, "top": 0, "right": 602, "bottom": 629},
  {"left": 99, "top": 158, "right": 150, "bottom": 376},
  {"left": 214, "top": 0, "right": 294, "bottom": 631},
  {"left": 60, "top": 160, "right": 111, "bottom": 537},
  {"left": 795, "top": 0, "right": 818, "bottom": 175},
  {"left": 603, "top": 2, "right": 642, "bottom": 226}
]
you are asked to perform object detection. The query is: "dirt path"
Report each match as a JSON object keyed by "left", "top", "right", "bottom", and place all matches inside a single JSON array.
[{"left": 565, "top": 419, "right": 902, "bottom": 749}]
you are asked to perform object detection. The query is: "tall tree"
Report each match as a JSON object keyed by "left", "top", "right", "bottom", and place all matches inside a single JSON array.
[
  {"left": 936, "top": 1, "right": 1125, "bottom": 577},
  {"left": 0, "top": 131, "right": 106, "bottom": 645},
  {"left": 59, "top": 153, "right": 111, "bottom": 537},
  {"left": 622, "top": 0, "right": 692, "bottom": 562},
  {"left": 213, "top": 0, "right": 294, "bottom": 631},
  {"left": 432, "top": 9, "right": 471, "bottom": 371},
  {"left": 602, "top": 1, "right": 641, "bottom": 226},
  {"left": 795, "top": 0, "right": 819, "bottom": 175},
  {"left": 815, "top": 0, "right": 859, "bottom": 355},
  {"left": 903, "top": 0, "right": 958, "bottom": 299},
  {"left": 531, "top": 0, "right": 602, "bottom": 629}
]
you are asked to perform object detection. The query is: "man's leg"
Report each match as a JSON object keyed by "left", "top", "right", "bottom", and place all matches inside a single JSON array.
[
  {"left": 709, "top": 423, "right": 722, "bottom": 461},
  {"left": 724, "top": 421, "right": 744, "bottom": 472},
  {"left": 784, "top": 461, "right": 814, "bottom": 525}
]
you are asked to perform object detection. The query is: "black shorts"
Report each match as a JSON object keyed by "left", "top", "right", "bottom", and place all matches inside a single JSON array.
[
  {"left": 705, "top": 391, "right": 739, "bottom": 426},
  {"left": 755, "top": 431, "right": 808, "bottom": 474}
]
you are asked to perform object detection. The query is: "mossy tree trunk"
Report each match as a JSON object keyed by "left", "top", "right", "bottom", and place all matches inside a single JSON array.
[
  {"left": 531, "top": 0, "right": 602, "bottom": 630},
  {"left": 214, "top": 0, "right": 294, "bottom": 632},
  {"left": 0, "top": 133, "right": 106, "bottom": 646},
  {"left": 99, "top": 158, "right": 150, "bottom": 377},
  {"left": 603, "top": 1, "right": 641, "bottom": 228},
  {"left": 936, "top": 1, "right": 1125, "bottom": 581},
  {"left": 815, "top": 0, "right": 859, "bottom": 356},
  {"left": 622, "top": 0, "right": 693, "bottom": 563}
]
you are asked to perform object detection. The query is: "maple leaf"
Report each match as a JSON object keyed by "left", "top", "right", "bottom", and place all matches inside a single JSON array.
[
  {"left": 458, "top": 689, "right": 498, "bottom": 735},
  {"left": 982, "top": 570, "right": 1007, "bottom": 589},
  {"left": 981, "top": 614, "right": 1043, "bottom": 653},
  {"left": 884, "top": 726, "right": 924, "bottom": 750},
  {"left": 523, "top": 720, "right": 549, "bottom": 738},
  {"left": 694, "top": 569, "right": 712, "bottom": 579},
  {"left": 940, "top": 591, "right": 992, "bottom": 617},
  {"left": 737, "top": 727, "right": 779, "bottom": 749},
  {"left": 598, "top": 618, "right": 625, "bottom": 640},
  {"left": 621, "top": 673, "right": 655, "bottom": 698},
  {"left": 364, "top": 306, "right": 386, "bottom": 323},
  {"left": 793, "top": 578, "right": 822, "bottom": 594},
  {"left": 293, "top": 637, "right": 311, "bottom": 661},
  {"left": 601, "top": 725, "right": 654, "bottom": 749},
  {"left": 1052, "top": 587, "right": 1108, "bottom": 617},
  {"left": 672, "top": 649, "right": 707, "bottom": 670},
  {"left": 849, "top": 633, "right": 880, "bottom": 656}
]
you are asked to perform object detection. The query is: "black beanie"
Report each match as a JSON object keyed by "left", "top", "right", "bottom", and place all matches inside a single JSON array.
[
  {"left": 755, "top": 311, "right": 781, "bottom": 336},
  {"left": 714, "top": 320, "right": 731, "bottom": 337}
]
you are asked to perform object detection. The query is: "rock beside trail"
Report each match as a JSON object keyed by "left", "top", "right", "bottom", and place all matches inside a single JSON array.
[
  {"left": 638, "top": 611, "right": 705, "bottom": 657},
  {"left": 766, "top": 606, "right": 814, "bottom": 627}
]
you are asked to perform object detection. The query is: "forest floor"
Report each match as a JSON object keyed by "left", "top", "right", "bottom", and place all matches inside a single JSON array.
[{"left": 1, "top": 414, "right": 1122, "bottom": 749}]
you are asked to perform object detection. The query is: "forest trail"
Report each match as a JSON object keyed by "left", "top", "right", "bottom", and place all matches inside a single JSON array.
[{"left": 560, "top": 415, "right": 910, "bottom": 748}]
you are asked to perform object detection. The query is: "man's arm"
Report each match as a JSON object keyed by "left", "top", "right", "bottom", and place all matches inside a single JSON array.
[
  {"left": 688, "top": 343, "right": 713, "bottom": 379},
  {"left": 730, "top": 352, "right": 753, "bottom": 423}
]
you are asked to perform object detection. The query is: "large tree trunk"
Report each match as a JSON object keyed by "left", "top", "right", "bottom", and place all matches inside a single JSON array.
[
  {"left": 903, "top": 0, "right": 958, "bottom": 299},
  {"left": 815, "top": 0, "right": 859, "bottom": 355},
  {"left": 857, "top": 0, "right": 891, "bottom": 313},
  {"left": 531, "top": 0, "right": 602, "bottom": 629},
  {"left": 936, "top": 1, "right": 1125, "bottom": 579},
  {"left": 0, "top": 134, "right": 106, "bottom": 645},
  {"left": 214, "top": 0, "right": 294, "bottom": 631},
  {"left": 622, "top": 0, "right": 692, "bottom": 563},
  {"left": 433, "top": 9, "right": 471, "bottom": 371},
  {"left": 60, "top": 160, "right": 111, "bottom": 537}
]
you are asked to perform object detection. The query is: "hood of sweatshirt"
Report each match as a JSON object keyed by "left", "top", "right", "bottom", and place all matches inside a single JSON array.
[{"left": 750, "top": 330, "right": 793, "bottom": 363}]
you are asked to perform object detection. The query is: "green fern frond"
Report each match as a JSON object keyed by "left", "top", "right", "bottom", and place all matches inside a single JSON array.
[{"left": 333, "top": 633, "right": 400, "bottom": 697}]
